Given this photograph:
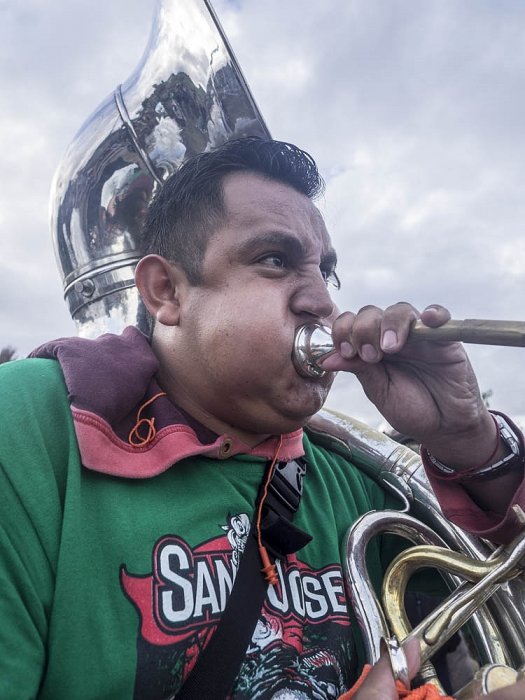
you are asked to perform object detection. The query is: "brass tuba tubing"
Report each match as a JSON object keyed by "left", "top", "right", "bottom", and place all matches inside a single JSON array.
[
  {"left": 293, "top": 320, "right": 525, "bottom": 378},
  {"left": 385, "top": 526, "right": 525, "bottom": 667},
  {"left": 410, "top": 319, "right": 525, "bottom": 347},
  {"left": 309, "top": 410, "right": 525, "bottom": 695}
]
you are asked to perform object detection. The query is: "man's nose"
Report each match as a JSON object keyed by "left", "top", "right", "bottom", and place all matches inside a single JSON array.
[{"left": 290, "top": 275, "right": 335, "bottom": 321}]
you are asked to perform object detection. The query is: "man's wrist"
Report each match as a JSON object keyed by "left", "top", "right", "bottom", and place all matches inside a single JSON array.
[{"left": 422, "top": 413, "right": 524, "bottom": 483}]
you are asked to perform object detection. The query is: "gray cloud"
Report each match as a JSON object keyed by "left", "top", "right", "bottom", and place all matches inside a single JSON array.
[{"left": 2, "top": 0, "right": 525, "bottom": 425}]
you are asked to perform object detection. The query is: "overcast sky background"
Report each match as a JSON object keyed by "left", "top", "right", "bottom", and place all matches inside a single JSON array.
[{"left": 2, "top": 0, "right": 525, "bottom": 427}]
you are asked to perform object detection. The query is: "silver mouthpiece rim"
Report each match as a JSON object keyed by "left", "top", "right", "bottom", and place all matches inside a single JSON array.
[{"left": 293, "top": 323, "right": 335, "bottom": 378}]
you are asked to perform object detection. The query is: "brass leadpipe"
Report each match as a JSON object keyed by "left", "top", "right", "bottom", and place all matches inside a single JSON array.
[
  {"left": 410, "top": 319, "right": 525, "bottom": 346},
  {"left": 293, "top": 320, "right": 525, "bottom": 378}
]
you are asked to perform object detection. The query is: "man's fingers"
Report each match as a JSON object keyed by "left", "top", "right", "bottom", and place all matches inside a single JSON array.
[
  {"left": 329, "top": 303, "right": 421, "bottom": 364},
  {"left": 352, "top": 655, "right": 397, "bottom": 700},
  {"left": 353, "top": 637, "right": 420, "bottom": 699},
  {"left": 419, "top": 304, "right": 451, "bottom": 328}
]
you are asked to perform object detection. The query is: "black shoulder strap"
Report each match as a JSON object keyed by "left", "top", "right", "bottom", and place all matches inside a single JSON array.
[{"left": 174, "top": 458, "right": 311, "bottom": 700}]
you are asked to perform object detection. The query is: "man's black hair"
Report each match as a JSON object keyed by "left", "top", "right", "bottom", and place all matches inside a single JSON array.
[{"left": 142, "top": 136, "right": 325, "bottom": 283}]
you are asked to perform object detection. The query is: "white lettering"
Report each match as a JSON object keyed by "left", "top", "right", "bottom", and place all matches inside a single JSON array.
[
  {"left": 158, "top": 544, "right": 194, "bottom": 623},
  {"left": 303, "top": 575, "right": 329, "bottom": 619},
  {"left": 267, "top": 560, "right": 289, "bottom": 612},
  {"left": 321, "top": 570, "right": 347, "bottom": 614},
  {"left": 194, "top": 561, "right": 220, "bottom": 617}
]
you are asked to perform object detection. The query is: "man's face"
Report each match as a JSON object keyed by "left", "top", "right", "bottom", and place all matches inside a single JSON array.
[{"left": 161, "top": 171, "right": 338, "bottom": 440}]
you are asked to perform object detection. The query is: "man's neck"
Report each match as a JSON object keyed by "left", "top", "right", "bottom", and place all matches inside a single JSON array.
[
  {"left": 156, "top": 370, "right": 272, "bottom": 448},
  {"left": 182, "top": 404, "right": 272, "bottom": 448}
]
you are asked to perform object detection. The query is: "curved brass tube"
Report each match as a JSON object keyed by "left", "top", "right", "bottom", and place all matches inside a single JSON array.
[
  {"left": 383, "top": 525, "right": 525, "bottom": 670},
  {"left": 383, "top": 545, "right": 501, "bottom": 646}
]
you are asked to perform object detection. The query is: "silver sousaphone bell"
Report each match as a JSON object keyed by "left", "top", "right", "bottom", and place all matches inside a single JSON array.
[{"left": 50, "top": 0, "right": 270, "bottom": 338}]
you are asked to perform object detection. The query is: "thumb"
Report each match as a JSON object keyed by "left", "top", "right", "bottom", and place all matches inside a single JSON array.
[{"left": 353, "top": 637, "right": 420, "bottom": 700}]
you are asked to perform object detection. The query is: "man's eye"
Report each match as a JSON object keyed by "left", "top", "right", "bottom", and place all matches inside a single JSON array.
[
  {"left": 322, "top": 268, "right": 341, "bottom": 290},
  {"left": 258, "top": 253, "right": 287, "bottom": 268}
]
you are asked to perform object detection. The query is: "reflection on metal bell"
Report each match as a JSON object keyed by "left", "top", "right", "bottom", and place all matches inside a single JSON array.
[{"left": 50, "top": 0, "right": 270, "bottom": 337}]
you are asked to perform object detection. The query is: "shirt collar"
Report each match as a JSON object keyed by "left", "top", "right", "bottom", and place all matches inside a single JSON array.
[{"left": 31, "top": 326, "right": 305, "bottom": 478}]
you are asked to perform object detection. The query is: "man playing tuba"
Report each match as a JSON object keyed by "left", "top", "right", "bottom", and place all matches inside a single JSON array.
[{"left": 1, "top": 137, "right": 524, "bottom": 699}]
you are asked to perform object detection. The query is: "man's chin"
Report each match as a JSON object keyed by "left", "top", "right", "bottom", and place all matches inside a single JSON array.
[
  {"left": 215, "top": 384, "right": 331, "bottom": 438},
  {"left": 280, "top": 394, "right": 329, "bottom": 430},
  {"left": 239, "top": 406, "right": 321, "bottom": 438},
  {"left": 298, "top": 382, "right": 330, "bottom": 412}
]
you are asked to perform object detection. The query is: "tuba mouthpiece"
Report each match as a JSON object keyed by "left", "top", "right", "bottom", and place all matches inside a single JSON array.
[{"left": 293, "top": 323, "right": 334, "bottom": 378}]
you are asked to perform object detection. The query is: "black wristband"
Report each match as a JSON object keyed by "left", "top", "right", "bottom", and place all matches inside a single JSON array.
[{"left": 422, "top": 413, "right": 523, "bottom": 482}]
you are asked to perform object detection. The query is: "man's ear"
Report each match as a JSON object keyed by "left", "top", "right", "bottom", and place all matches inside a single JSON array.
[{"left": 135, "top": 255, "right": 187, "bottom": 327}]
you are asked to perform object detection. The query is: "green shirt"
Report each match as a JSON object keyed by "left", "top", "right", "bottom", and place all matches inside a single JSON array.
[{"left": 0, "top": 358, "right": 397, "bottom": 699}]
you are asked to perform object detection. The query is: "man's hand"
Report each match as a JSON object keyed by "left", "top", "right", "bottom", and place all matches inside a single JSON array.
[
  {"left": 319, "top": 303, "right": 498, "bottom": 470},
  {"left": 352, "top": 638, "right": 419, "bottom": 699},
  {"left": 354, "top": 662, "right": 525, "bottom": 699},
  {"left": 352, "top": 640, "right": 525, "bottom": 699}
]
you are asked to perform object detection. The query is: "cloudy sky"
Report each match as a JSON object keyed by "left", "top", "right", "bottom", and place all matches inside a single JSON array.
[{"left": 2, "top": 0, "right": 525, "bottom": 427}]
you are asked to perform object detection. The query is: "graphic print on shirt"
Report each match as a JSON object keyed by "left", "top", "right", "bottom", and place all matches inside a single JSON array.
[{"left": 120, "top": 512, "right": 356, "bottom": 699}]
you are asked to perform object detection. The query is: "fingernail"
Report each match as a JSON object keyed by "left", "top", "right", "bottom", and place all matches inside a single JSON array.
[
  {"left": 361, "top": 344, "right": 378, "bottom": 362},
  {"left": 382, "top": 330, "right": 397, "bottom": 350},
  {"left": 340, "top": 341, "right": 354, "bottom": 359}
]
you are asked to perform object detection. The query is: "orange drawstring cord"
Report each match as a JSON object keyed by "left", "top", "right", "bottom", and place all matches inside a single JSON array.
[
  {"left": 397, "top": 683, "right": 454, "bottom": 700},
  {"left": 338, "top": 665, "right": 455, "bottom": 700},
  {"left": 128, "top": 392, "right": 167, "bottom": 447},
  {"left": 255, "top": 435, "right": 283, "bottom": 585}
]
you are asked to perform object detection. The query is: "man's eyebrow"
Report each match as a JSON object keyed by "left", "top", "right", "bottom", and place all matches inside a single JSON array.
[
  {"left": 321, "top": 249, "right": 338, "bottom": 270},
  {"left": 237, "top": 232, "right": 338, "bottom": 269},
  {"left": 236, "top": 232, "right": 308, "bottom": 257}
]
